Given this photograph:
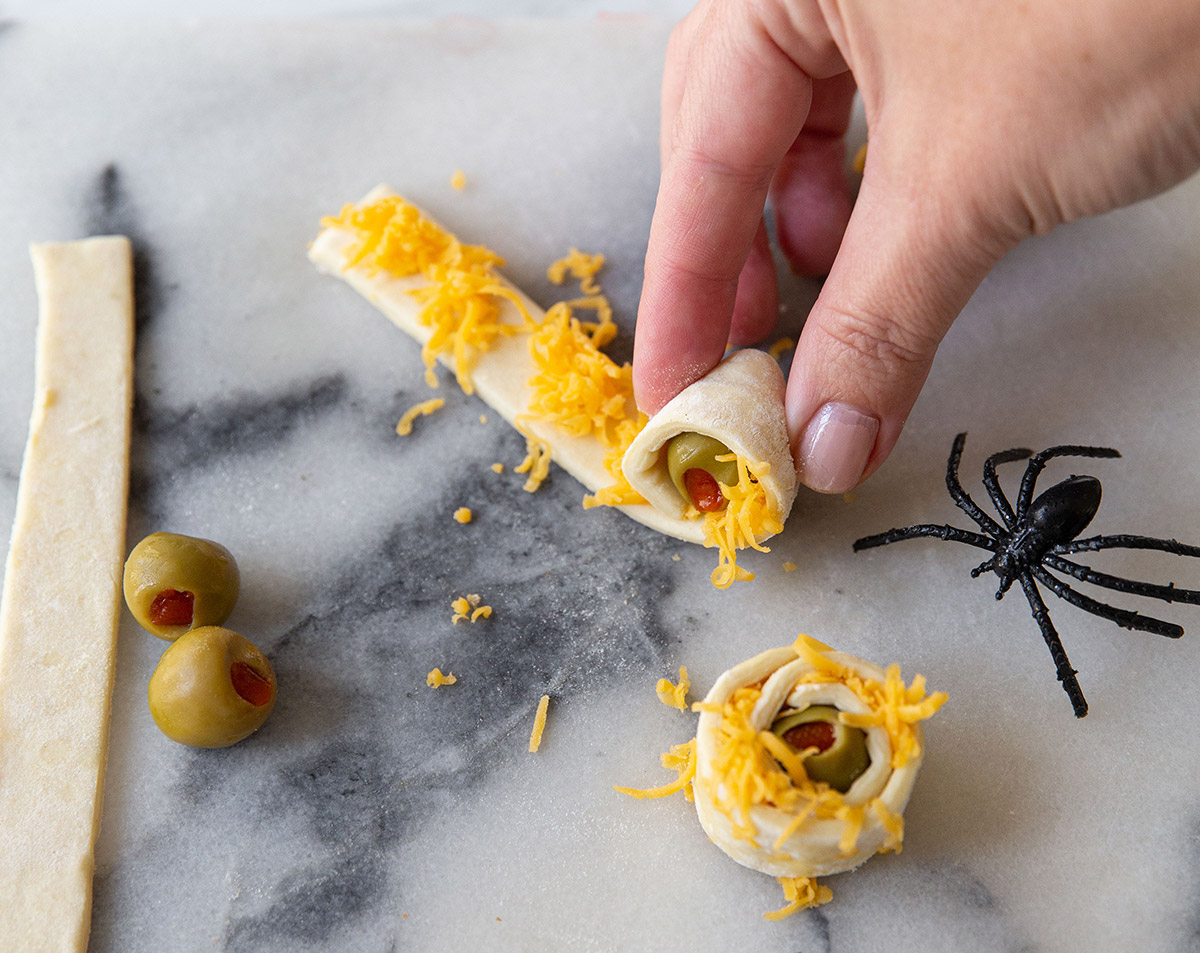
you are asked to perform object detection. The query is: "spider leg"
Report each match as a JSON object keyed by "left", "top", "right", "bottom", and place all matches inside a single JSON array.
[
  {"left": 1044, "top": 553, "right": 1200, "bottom": 606},
  {"left": 1016, "top": 573, "right": 1088, "bottom": 717},
  {"left": 970, "top": 556, "right": 996, "bottom": 578},
  {"left": 945, "top": 434, "right": 1007, "bottom": 536},
  {"left": 981, "top": 448, "right": 1032, "bottom": 529},
  {"left": 1031, "top": 566, "right": 1184, "bottom": 638},
  {"left": 1055, "top": 534, "right": 1200, "bottom": 559},
  {"left": 852, "top": 524, "right": 999, "bottom": 553},
  {"left": 1015, "top": 444, "right": 1121, "bottom": 519}
]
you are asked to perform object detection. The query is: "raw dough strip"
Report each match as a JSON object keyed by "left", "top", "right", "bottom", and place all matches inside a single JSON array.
[
  {"left": 0, "top": 238, "right": 134, "bottom": 953},
  {"left": 309, "top": 186, "right": 700, "bottom": 543}
]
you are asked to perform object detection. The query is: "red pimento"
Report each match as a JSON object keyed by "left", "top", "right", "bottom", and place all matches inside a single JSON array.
[
  {"left": 684, "top": 468, "right": 727, "bottom": 512},
  {"left": 149, "top": 589, "right": 195, "bottom": 627},
  {"left": 783, "top": 720, "right": 836, "bottom": 754},
  {"left": 230, "top": 661, "right": 273, "bottom": 707}
]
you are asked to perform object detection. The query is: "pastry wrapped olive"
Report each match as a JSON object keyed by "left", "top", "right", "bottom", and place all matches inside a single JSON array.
[
  {"left": 148, "top": 625, "right": 276, "bottom": 748},
  {"left": 123, "top": 532, "right": 239, "bottom": 640},
  {"left": 665, "top": 432, "right": 740, "bottom": 512},
  {"left": 771, "top": 705, "right": 870, "bottom": 793}
]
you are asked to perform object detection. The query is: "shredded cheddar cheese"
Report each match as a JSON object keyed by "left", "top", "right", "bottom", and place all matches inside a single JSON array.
[
  {"left": 765, "top": 877, "right": 833, "bottom": 920},
  {"left": 704, "top": 455, "right": 782, "bottom": 589},
  {"left": 528, "top": 694, "right": 551, "bottom": 752},
  {"left": 783, "top": 561, "right": 797, "bottom": 572},
  {"left": 322, "top": 195, "right": 535, "bottom": 393},
  {"left": 767, "top": 337, "right": 795, "bottom": 361},
  {"left": 396, "top": 397, "right": 445, "bottom": 436},
  {"left": 547, "top": 248, "right": 605, "bottom": 295},
  {"left": 451, "top": 593, "right": 492, "bottom": 624},
  {"left": 614, "top": 738, "right": 697, "bottom": 803},
  {"left": 490, "top": 462, "right": 504, "bottom": 474},
  {"left": 426, "top": 668, "right": 457, "bottom": 688},
  {"left": 853, "top": 143, "right": 868, "bottom": 174},
  {"left": 656, "top": 666, "right": 690, "bottom": 711},
  {"left": 450, "top": 169, "right": 466, "bottom": 191},
  {"left": 453, "top": 507, "right": 473, "bottom": 524}
]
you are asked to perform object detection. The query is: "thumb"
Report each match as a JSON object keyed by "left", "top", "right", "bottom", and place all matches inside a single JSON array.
[{"left": 786, "top": 173, "right": 1004, "bottom": 493}]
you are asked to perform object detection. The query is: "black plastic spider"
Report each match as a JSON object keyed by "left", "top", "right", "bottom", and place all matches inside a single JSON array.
[{"left": 853, "top": 433, "right": 1200, "bottom": 717}]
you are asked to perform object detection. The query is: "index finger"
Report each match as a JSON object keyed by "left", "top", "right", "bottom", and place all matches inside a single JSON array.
[{"left": 632, "top": 4, "right": 815, "bottom": 414}]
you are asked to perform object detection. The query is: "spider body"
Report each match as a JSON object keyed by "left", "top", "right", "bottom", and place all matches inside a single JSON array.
[{"left": 854, "top": 433, "right": 1200, "bottom": 717}]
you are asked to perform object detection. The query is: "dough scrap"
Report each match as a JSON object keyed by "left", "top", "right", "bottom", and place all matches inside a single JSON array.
[{"left": 0, "top": 237, "right": 134, "bottom": 953}]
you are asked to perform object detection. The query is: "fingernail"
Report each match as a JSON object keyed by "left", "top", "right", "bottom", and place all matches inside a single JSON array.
[{"left": 796, "top": 402, "right": 879, "bottom": 494}]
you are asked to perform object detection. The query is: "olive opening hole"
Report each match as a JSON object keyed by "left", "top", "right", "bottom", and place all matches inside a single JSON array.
[
  {"left": 782, "top": 720, "right": 836, "bottom": 754},
  {"left": 149, "top": 589, "right": 195, "bottom": 627},
  {"left": 230, "top": 661, "right": 273, "bottom": 707}
]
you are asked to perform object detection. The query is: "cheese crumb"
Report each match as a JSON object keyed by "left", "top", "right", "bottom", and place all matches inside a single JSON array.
[
  {"left": 852, "top": 143, "right": 868, "bottom": 174},
  {"left": 656, "top": 666, "right": 690, "bottom": 711},
  {"left": 396, "top": 397, "right": 445, "bottom": 436},
  {"left": 453, "top": 507, "right": 473, "bottom": 524},
  {"left": 426, "top": 667, "right": 457, "bottom": 688},
  {"left": 479, "top": 414, "right": 488, "bottom": 424},
  {"left": 783, "top": 561, "right": 797, "bottom": 572},
  {"left": 767, "top": 337, "right": 795, "bottom": 361},
  {"left": 490, "top": 463, "right": 504, "bottom": 474},
  {"left": 528, "top": 694, "right": 551, "bottom": 752},
  {"left": 452, "top": 593, "right": 492, "bottom": 624},
  {"left": 547, "top": 248, "right": 606, "bottom": 295},
  {"left": 450, "top": 169, "right": 467, "bottom": 191},
  {"left": 764, "top": 877, "right": 833, "bottom": 920},
  {"left": 614, "top": 738, "right": 697, "bottom": 803}
]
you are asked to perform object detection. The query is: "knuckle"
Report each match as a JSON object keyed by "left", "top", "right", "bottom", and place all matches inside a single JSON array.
[{"left": 814, "top": 305, "right": 937, "bottom": 380}]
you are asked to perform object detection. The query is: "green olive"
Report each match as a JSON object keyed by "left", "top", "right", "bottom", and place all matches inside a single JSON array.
[
  {"left": 771, "top": 705, "right": 870, "bottom": 793},
  {"left": 123, "top": 532, "right": 239, "bottom": 640},
  {"left": 664, "top": 432, "right": 740, "bottom": 511},
  {"left": 148, "top": 626, "right": 277, "bottom": 748}
]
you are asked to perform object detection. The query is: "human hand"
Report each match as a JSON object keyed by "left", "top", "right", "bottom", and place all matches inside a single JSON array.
[{"left": 632, "top": 0, "right": 1200, "bottom": 494}]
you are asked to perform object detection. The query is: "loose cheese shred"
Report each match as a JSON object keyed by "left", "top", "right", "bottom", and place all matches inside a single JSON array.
[
  {"left": 704, "top": 455, "right": 782, "bottom": 589},
  {"left": 783, "top": 561, "right": 798, "bottom": 572},
  {"left": 451, "top": 593, "right": 492, "bottom": 624},
  {"left": 450, "top": 169, "right": 467, "bottom": 191},
  {"left": 547, "top": 247, "right": 606, "bottom": 295},
  {"left": 528, "top": 694, "right": 551, "bottom": 752},
  {"left": 453, "top": 507, "right": 473, "bottom": 524},
  {"left": 426, "top": 668, "right": 457, "bottom": 688},
  {"left": 614, "top": 738, "right": 697, "bottom": 803},
  {"left": 490, "top": 463, "right": 504, "bottom": 474},
  {"left": 322, "top": 195, "right": 535, "bottom": 395},
  {"left": 764, "top": 877, "right": 833, "bottom": 921},
  {"left": 396, "top": 397, "right": 445, "bottom": 436},
  {"left": 767, "top": 336, "right": 795, "bottom": 361},
  {"left": 853, "top": 142, "right": 868, "bottom": 174},
  {"left": 655, "top": 666, "right": 690, "bottom": 711}
]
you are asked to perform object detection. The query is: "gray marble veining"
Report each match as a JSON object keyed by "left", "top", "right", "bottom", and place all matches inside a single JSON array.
[{"left": 2, "top": 17, "right": 1200, "bottom": 953}]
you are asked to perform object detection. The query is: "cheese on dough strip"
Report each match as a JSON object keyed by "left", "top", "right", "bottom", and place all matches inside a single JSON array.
[
  {"left": 693, "top": 638, "right": 944, "bottom": 880},
  {"left": 621, "top": 349, "right": 798, "bottom": 544},
  {"left": 309, "top": 186, "right": 696, "bottom": 542},
  {"left": 0, "top": 237, "right": 134, "bottom": 952}
]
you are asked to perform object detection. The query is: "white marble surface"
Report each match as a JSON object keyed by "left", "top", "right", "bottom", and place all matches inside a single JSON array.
[{"left": 3, "top": 16, "right": 1200, "bottom": 953}]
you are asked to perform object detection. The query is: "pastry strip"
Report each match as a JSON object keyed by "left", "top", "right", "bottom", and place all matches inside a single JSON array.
[
  {"left": 0, "top": 237, "right": 134, "bottom": 953},
  {"left": 309, "top": 186, "right": 707, "bottom": 543}
]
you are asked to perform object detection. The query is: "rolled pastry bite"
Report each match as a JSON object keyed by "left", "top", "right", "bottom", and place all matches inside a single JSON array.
[
  {"left": 616, "top": 635, "right": 946, "bottom": 920},
  {"left": 621, "top": 349, "right": 798, "bottom": 587}
]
